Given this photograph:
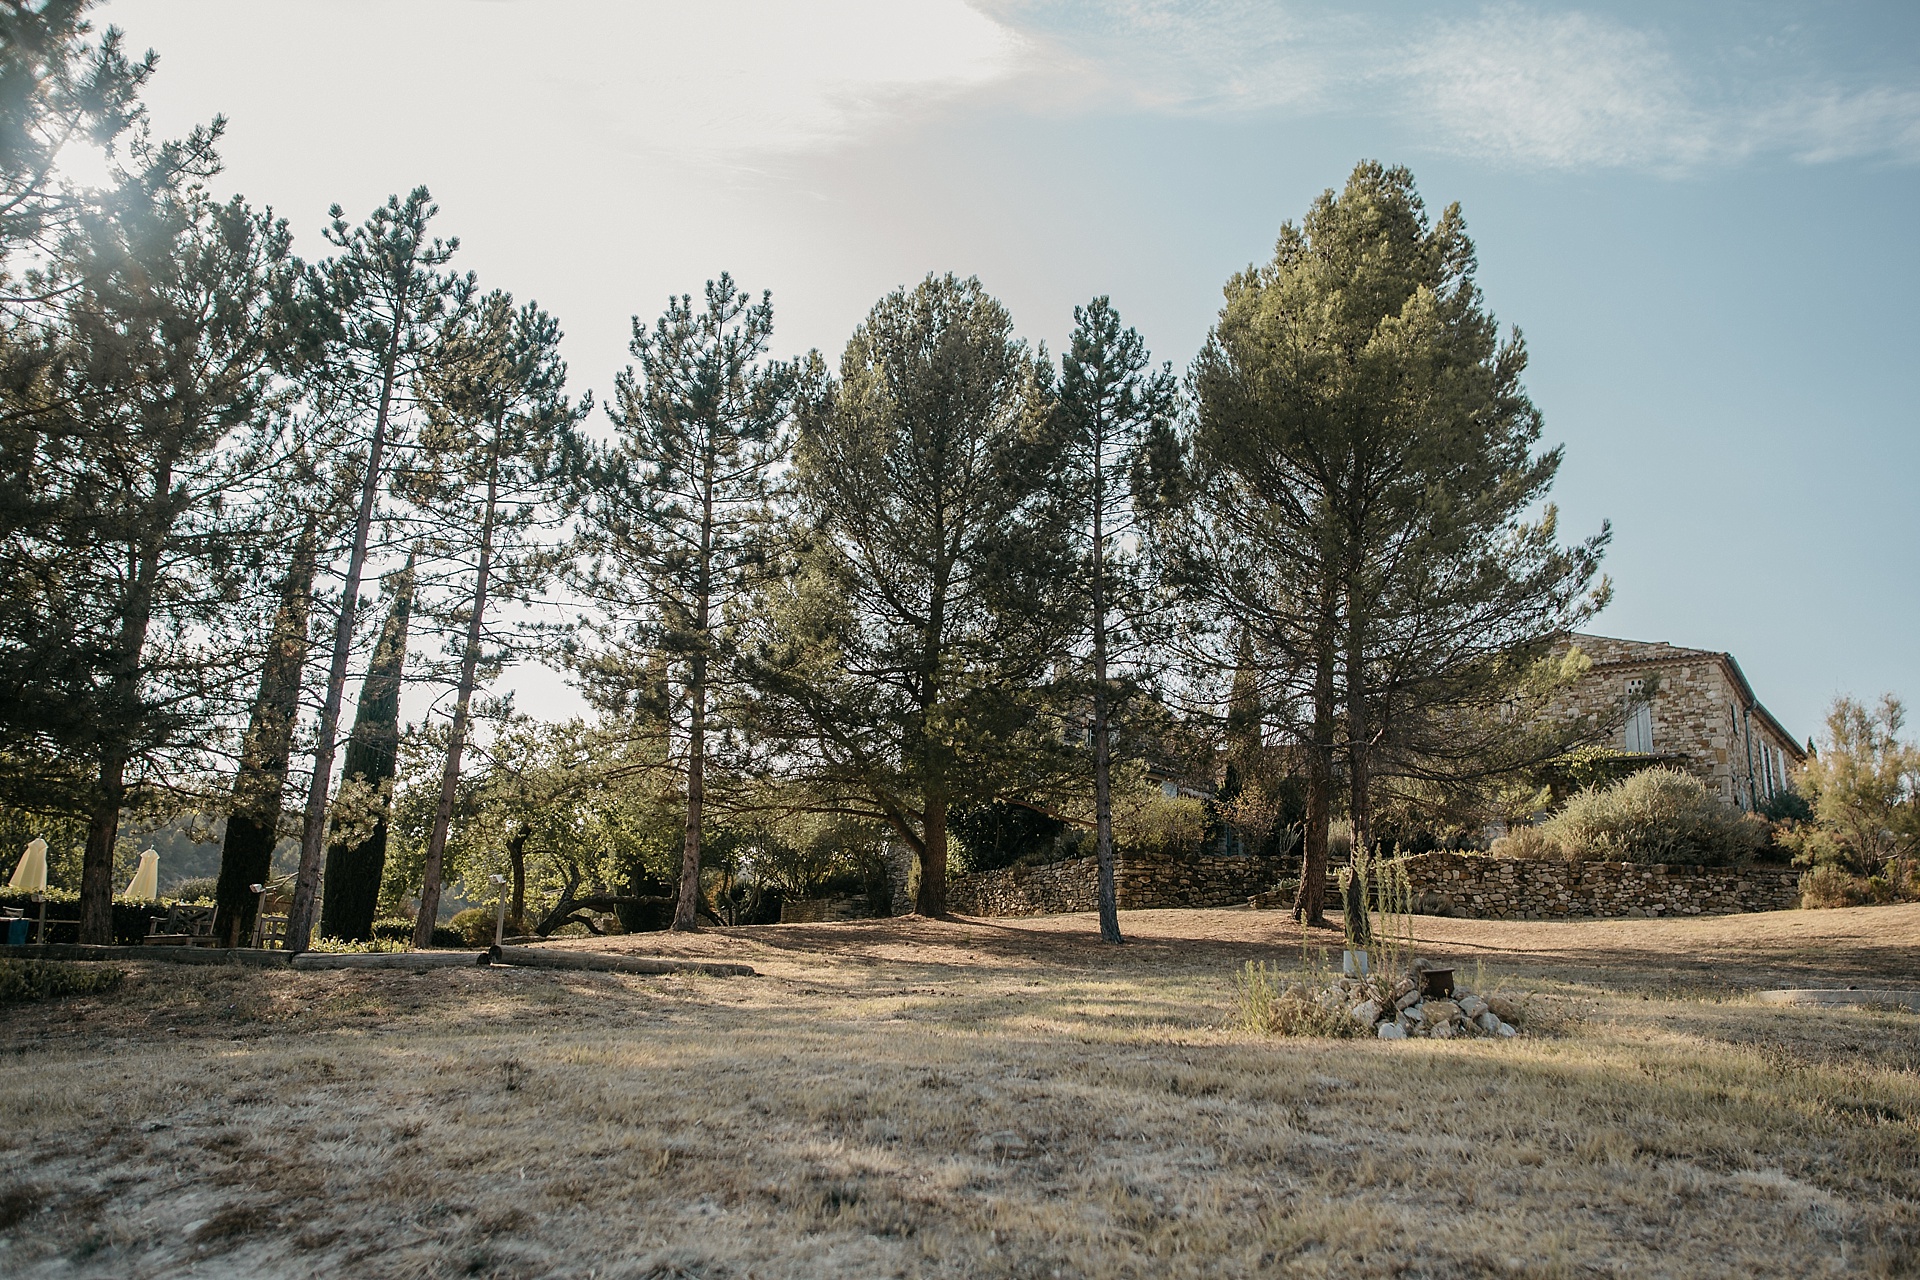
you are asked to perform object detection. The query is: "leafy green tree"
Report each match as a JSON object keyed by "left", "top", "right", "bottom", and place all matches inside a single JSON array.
[
  {"left": 1786, "top": 695, "right": 1919, "bottom": 886},
  {"left": 401, "top": 289, "right": 583, "bottom": 947},
  {"left": 317, "top": 550, "right": 414, "bottom": 941},
  {"left": 574, "top": 275, "right": 794, "bottom": 931},
  {"left": 213, "top": 514, "right": 318, "bottom": 945},
  {"left": 746, "top": 274, "right": 1074, "bottom": 917},
  {"left": 1056, "top": 296, "right": 1177, "bottom": 943},
  {"left": 1176, "top": 162, "right": 1607, "bottom": 924},
  {"left": 284, "top": 188, "right": 464, "bottom": 951}
]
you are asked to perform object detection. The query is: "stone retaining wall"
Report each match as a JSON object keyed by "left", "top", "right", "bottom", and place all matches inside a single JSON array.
[
  {"left": 947, "top": 851, "right": 1291, "bottom": 918},
  {"left": 1392, "top": 851, "right": 1801, "bottom": 920}
]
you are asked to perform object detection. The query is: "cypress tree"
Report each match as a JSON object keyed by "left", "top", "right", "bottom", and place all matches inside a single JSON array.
[
  {"left": 214, "top": 514, "right": 319, "bottom": 946},
  {"left": 320, "top": 551, "right": 415, "bottom": 941}
]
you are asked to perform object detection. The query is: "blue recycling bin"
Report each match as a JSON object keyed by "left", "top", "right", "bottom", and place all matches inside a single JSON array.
[{"left": 2, "top": 918, "right": 27, "bottom": 945}]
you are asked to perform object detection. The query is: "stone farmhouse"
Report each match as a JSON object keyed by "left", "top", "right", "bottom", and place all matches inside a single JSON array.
[{"left": 1556, "top": 633, "right": 1806, "bottom": 812}]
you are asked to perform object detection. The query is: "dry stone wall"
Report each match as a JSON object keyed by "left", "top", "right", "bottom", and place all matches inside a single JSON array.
[
  {"left": 947, "top": 850, "right": 1291, "bottom": 918},
  {"left": 1392, "top": 851, "right": 1800, "bottom": 920}
]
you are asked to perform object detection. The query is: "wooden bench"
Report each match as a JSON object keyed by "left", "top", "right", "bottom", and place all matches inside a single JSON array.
[{"left": 145, "top": 903, "right": 219, "bottom": 946}]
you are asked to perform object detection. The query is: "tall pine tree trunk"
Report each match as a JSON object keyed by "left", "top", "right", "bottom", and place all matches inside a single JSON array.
[
  {"left": 913, "top": 566, "right": 949, "bottom": 919},
  {"left": 414, "top": 458, "right": 498, "bottom": 948},
  {"left": 673, "top": 477, "right": 716, "bottom": 933},
  {"left": 674, "top": 647, "right": 706, "bottom": 931},
  {"left": 1293, "top": 588, "right": 1339, "bottom": 928},
  {"left": 320, "top": 551, "right": 414, "bottom": 942},
  {"left": 287, "top": 318, "right": 405, "bottom": 951},
  {"left": 1090, "top": 449, "right": 1122, "bottom": 944},
  {"left": 216, "top": 515, "right": 318, "bottom": 946}
]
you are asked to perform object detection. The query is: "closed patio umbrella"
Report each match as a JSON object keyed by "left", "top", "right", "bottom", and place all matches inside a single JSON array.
[
  {"left": 7, "top": 838, "right": 47, "bottom": 892},
  {"left": 125, "top": 848, "right": 159, "bottom": 899}
]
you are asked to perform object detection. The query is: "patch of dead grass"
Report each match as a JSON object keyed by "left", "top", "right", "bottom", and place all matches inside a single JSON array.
[{"left": 0, "top": 905, "right": 1916, "bottom": 1277}]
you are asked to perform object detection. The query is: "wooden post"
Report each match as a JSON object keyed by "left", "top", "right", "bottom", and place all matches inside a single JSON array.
[
  {"left": 32, "top": 892, "right": 46, "bottom": 944},
  {"left": 249, "top": 883, "right": 269, "bottom": 948},
  {"left": 490, "top": 874, "right": 508, "bottom": 947}
]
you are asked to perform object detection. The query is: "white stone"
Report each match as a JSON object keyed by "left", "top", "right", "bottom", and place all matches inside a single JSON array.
[
  {"left": 1459, "top": 995, "right": 1488, "bottom": 1019},
  {"left": 1377, "top": 1022, "right": 1406, "bottom": 1039},
  {"left": 1350, "top": 999, "right": 1381, "bottom": 1028},
  {"left": 1496, "top": 1021, "right": 1518, "bottom": 1038},
  {"left": 1476, "top": 1011, "right": 1500, "bottom": 1033}
]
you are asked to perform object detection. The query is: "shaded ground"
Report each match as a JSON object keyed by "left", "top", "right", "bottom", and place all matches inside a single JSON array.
[{"left": 1, "top": 904, "right": 1917, "bottom": 1278}]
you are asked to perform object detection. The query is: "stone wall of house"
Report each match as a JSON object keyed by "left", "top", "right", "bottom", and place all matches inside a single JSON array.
[
  {"left": 947, "top": 851, "right": 1291, "bottom": 918},
  {"left": 1391, "top": 851, "right": 1801, "bottom": 920},
  {"left": 1553, "top": 635, "right": 1800, "bottom": 809}
]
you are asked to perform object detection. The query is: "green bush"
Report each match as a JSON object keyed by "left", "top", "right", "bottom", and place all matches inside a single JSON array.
[
  {"left": 363, "top": 916, "right": 466, "bottom": 948},
  {"left": 1494, "top": 767, "right": 1767, "bottom": 866},
  {"left": 0, "top": 959, "right": 124, "bottom": 1004},
  {"left": 1800, "top": 863, "right": 1868, "bottom": 909},
  {"left": 449, "top": 907, "right": 495, "bottom": 946},
  {"left": 167, "top": 877, "right": 218, "bottom": 904}
]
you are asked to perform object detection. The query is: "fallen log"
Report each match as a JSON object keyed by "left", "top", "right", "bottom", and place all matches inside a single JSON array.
[
  {"left": 0, "top": 943, "right": 292, "bottom": 968},
  {"left": 290, "top": 950, "right": 490, "bottom": 971},
  {"left": 489, "top": 945, "right": 754, "bottom": 978}
]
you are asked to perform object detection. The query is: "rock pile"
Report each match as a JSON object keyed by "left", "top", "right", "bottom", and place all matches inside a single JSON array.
[{"left": 1327, "top": 967, "right": 1521, "bottom": 1040}]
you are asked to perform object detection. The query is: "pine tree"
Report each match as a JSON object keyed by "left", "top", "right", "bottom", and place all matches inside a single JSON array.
[
  {"left": 214, "top": 514, "right": 318, "bottom": 946},
  {"left": 284, "top": 189, "right": 464, "bottom": 952},
  {"left": 747, "top": 275, "right": 1074, "bottom": 917},
  {"left": 19, "top": 184, "right": 302, "bottom": 942},
  {"left": 1057, "top": 297, "right": 1177, "bottom": 944},
  {"left": 318, "top": 551, "right": 415, "bottom": 942},
  {"left": 575, "top": 275, "right": 794, "bottom": 931},
  {"left": 402, "top": 290, "right": 582, "bottom": 947},
  {"left": 1182, "top": 162, "right": 1608, "bottom": 921}
]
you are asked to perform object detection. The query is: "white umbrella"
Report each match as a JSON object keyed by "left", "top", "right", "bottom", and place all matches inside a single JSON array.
[
  {"left": 7, "top": 838, "right": 47, "bottom": 892},
  {"left": 125, "top": 848, "right": 159, "bottom": 899}
]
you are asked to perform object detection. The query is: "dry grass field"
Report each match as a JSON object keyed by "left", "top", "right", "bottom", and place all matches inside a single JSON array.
[{"left": 2, "top": 903, "right": 1918, "bottom": 1279}]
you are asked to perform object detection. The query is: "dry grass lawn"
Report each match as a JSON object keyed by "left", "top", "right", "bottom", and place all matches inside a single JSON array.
[{"left": 2, "top": 903, "right": 1918, "bottom": 1279}]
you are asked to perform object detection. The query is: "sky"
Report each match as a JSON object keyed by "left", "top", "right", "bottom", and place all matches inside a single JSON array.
[{"left": 98, "top": 0, "right": 1920, "bottom": 744}]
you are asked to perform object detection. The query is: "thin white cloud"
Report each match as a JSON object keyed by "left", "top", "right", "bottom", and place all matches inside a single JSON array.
[
  {"left": 971, "top": 1, "right": 1920, "bottom": 172},
  {"left": 1401, "top": 8, "right": 1718, "bottom": 170}
]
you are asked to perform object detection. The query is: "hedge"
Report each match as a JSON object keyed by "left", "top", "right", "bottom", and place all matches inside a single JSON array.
[{"left": 0, "top": 959, "right": 125, "bottom": 1004}]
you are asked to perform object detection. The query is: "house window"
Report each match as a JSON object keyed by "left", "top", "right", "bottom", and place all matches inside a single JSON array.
[{"left": 1623, "top": 679, "right": 1654, "bottom": 754}]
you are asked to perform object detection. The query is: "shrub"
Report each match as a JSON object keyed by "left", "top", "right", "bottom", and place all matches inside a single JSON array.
[
  {"left": 449, "top": 907, "right": 495, "bottom": 946},
  {"left": 167, "top": 877, "right": 218, "bottom": 904},
  {"left": 364, "top": 916, "right": 466, "bottom": 948},
  {"left": 1490, "top": 825, "right": 1561, "bottom": 859},
  {"left": 1533, "top": 767, "right": 1768, "bottom": 866},
  {"left": 1800, "top": 863, "right": 1868, "bottom": 909},
  {"left": 1760, "top": 789, "right": 1813, "bottom": 824},
  {"left": 0, "top": 960, "right": 124, "bottom": 1004},
  {"left": 308, "top": 936, "right": 408, "bottom": 954},
  {"left": 370, "top": 917, "right": 414, "bottom": 942},
  {"left": 1230, "top": 960, "right": 1360, "bottom": 1038}
]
